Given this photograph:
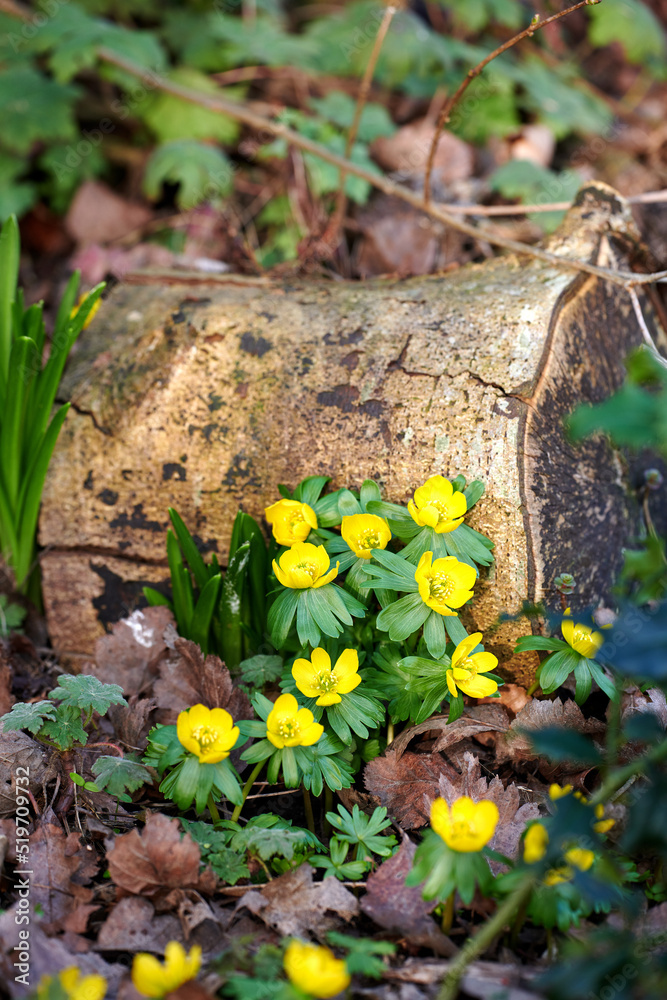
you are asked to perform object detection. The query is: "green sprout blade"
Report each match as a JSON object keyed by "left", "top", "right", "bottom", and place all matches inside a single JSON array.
[
  {"left": 169, "top": 507, "right": 210, "bottom": 590},
  {"left": 0, "top": 216, "right": 20, "bottom": 396}
]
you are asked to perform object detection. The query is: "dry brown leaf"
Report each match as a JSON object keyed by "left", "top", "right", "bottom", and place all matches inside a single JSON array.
[
  {"left": 371, "top": 122, "right": 473, "bottom": 183},
  {"left": 236, "top": 863, "right": 358, "bottom": 938},
  {"left": 361, "top": 838, "right": 455, "bottom": 956},
  {"left": 154, "top": 639, "right": 251, "bottom": 725},
  {"left": 28, "top": 824, "right": 98, "bottom": 932},
  {"left": 364, "top": 749, "right": 457, "bottom": 829},
  {"left": 478, "top": 685, "right": 531, "bottom": 717},
  {"left": 497, "top": 697, "right": 605, "bottom": 764},
  {"left": 0, "top": 729, "right": 51, "bottom": 817},
  {"left": 65, "top": 180, "right": 152, "bottom": 244},
  {"left": 95, "top": 896, "right": 184, "bottom": 954},
  {"left": 426, "top": 753, "right": 540, "bottom": 870},
  {"left": 391, "top": 714, "right": 506, "bottom": 760},
  {"left": 621, "top": 686, "right": 667, "bottom": 729},
  {"left": 108, "top": 696, "right": 157, "bottom": 751},
  {"left": 93, "top": 607, "right": 174, "bottom": 698},
  {"left": 107, "top": 813, "right": 206, "bottom": 898},
  {"left": 386, "top": 957, "right": 543, "bottom": 1000}
]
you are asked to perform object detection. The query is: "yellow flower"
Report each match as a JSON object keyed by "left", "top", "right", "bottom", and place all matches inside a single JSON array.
[
  {"left": 523, "top": 822, "right": 549, "bottom": 864},
  {"left": 283, "top": 940, "right": 350, "bottom": 999},
  {"left": 430, "top": 795, "right": 498, "bottom": 852},
  {"left": 132, "top": 942, "right": 202, "bottom": 998},
  {"left": 176, "top": 704, "right": 239, "bottom": 764},
  {"left": 548, "top": 784, "right": 573, "bottom": 800},
  {"left": 415, "top": 552, "right": 476, "bottom": 616},
  {"left": 38, "top": 968, "right": 106, "bottom": 1000},
  {"left": 292, "top": 647, "right": 362, "bottom": 706},
  {"left": 593, "top": 803, "right": 615, "bottom": 834},
  {"left": 273, "top": 542, "right": 339, "bottom": 589},
  {"left": 265, "top": 499, "right": 318, "bottom": 547},
  {"left": 544, "top": 847, "right": 595, "bottom": 886},
  {"left": 70, "top": 291, "right": 101, "bottom": 330},
  {"left": 446, "top": 632, "right": 498, "bottom": 699},
  {"left": 408, "top": 475, "right": 467, "bottom": 533},
  {"left": 561, "top": 616, "right": 603, "bottom": 658},
  {"left": 341, "top": 513, "right": 391, "bottom": 559},
  {"left": 266, "top": 693, "right": 324, "bottom": 749}
]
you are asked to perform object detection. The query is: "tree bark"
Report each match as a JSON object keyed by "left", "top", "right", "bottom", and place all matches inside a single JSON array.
[{"left": 39, "top": 183, "right": 666, "bottom": 682}]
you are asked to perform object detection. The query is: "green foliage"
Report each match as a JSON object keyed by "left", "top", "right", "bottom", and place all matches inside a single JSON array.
[
  {"left": 181, "top": 819, "right": 250, "bottom": 885},
  {"left": 143, "top": 141, "right": 234, "bottom": 210},
  {"left": 91, "top": 755, "right": 153, "bottom": 802},
  {"left": 310, "top": 836, "right": 370, "bottom": 880},
  {"left": 326, "top": 932, "right": 395, "bottom": 979},
  {"left": 49, "top": 674, "right": 126, "bottom": 716},
  {"left": 0, "top": 593, "right": 26, "bottom": 636},
  {"left": 238, "top": 654, "right": 284, "bottom": 689},
  {"left": 1, "top": 700, "right": 57, "bottom": 736},
  {"left": 588, "top": 0, "right": 667, "bottom": 67},
  {"left": 325, "top": 804, "right": 397, "bottom": 861},
  {"left": 145, "top": 722, "right": 244, "bottom": 813},
  {"left": 0, "top": 217, "right": 104, "bottom": 596},
  {"left": 406, "top": 827, "right": 495, "bottom": 904},
  {"left": 490, "top": 160, "right": 583, "bottom": 232}
]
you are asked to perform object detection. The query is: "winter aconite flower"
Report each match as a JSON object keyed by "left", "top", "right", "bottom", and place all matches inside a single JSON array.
[
  {"left": 292, "top": 647, "right": 361, "bottom": 706},
  {"left": 593, "top": 803, "right": 615, "bottom": 834},
  {"left": 132, "top": 942, "right": 202, "bottom": 998},
  {"left": 283, "top": 940, "right": 351, "bottom": 999},
  {"left": 265, "top": 499, "right": 318, "bottom": 546},
  {"left": 273, "top": 542, "right": 339, "bottom": 589},
  {"left": 415, "top": 552, "right": 476, "bottom": 616},
  {"left": 408, "top": 475, "right": 467, "bottom": 533},
  {"left": 341, "top": 513, "right": 391, "bottom": 559},
  {"left": 38, "top": 968, "right": 106, "bottom": 1000},
  {"left": 266, "top": 693, "right": 324, "bottom": 748},
  {"left": 176, "top": 704, "right": 239, "bottom": 763},
  {"left": 430, "top": 795, "right": 498, "bottom": 852},
  {"left": 561, "top": 613, "right": 603, "bottom": 658},
  {"left": 446, "top": 632, "right": 498, "bottom": 698},
  {"left": 524, "top": 822, "right": 549, "bottom": 864},
  {"left": 544, "top": 847, "right": 595, "bottom": 886}
]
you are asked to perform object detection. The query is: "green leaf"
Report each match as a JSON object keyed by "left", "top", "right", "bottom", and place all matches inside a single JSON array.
[
  {"left": 0, "top": 66, "right": 79, "bottom": 154},
  {"left": 190, "top": 574, "right": 221, "bottom": 655},
  {"left": 142, "top": 68, "right": 242, "bottom": 144},
  {"left": 310, "top": 92, "right": 396, "bottom": 142},
  {"left": 588, "top": 0, "right": 666, "bottom": 64},
  {"left": 423, "top": 610, "right": 447, "bottom": 659},
  {"left": 326, "top": 804, "right": 397, "bottom": 860},
  {"left": 40, "top": 705, "right": 88, "bottom": 750},
  {"left": 376, "top": 593, "right": 430, "bottom": 640},
  {"left": 515, "top": 635, "right": 568, "bottom": 653},
  {"left": 207, "top": 847, "right": 250, "bottom": 885},
  {"left": 239, "top": 654, "right": 283, "bottom": 688},
  {"left": 267, "top": 588, "right": 299, "bottom": 649},
  {"left": 144, "top": 141, "right": 234, "bottom": 210},
  {"left": 1, "top": 700, "right": 56, "bottom": 735},
  {"left": 49, "top": 674, "right": 127, "bottom": 715},
  {"left": 91, "top": 755, "right": 152, "bottom": 802},
  {"left": 537, "top": 649, "right": 581, "bottom": 693}
]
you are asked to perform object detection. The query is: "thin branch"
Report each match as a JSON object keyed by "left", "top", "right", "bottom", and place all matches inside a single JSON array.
[
  {"left": 95, "top": 48, "right": 667, "bottom": 289},
  {"left": 422, "top": 0, "right": 601, "bottom": 205},
  {"left": 628, "top": 286, "right": 667, "bottom": 369},
  {"left": 326, "top": 4, "right": 397, "bottom": 251},
  {"left": 430, "top": 189, "right": 667, "bottom": 216}
]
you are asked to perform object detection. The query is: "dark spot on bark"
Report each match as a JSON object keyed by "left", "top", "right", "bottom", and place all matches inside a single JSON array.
[
  {"left": 109, "top": 503, "right": 164, "bottom": 533},
  {"left": 380, "top": 420, "right": 392, "bottom": 449},
  {"left": 340, "top": 352, "right": 361, "bottom": 372},
  {"left": 223, "top": 453, "right": 261, "bottom": 488},
  {"left": 208, "top": 393, "right": 223, "bottom": 412},
  {"left": 121, "top": 469, "right": 133, "bottom": 481},
  {"left": 90, "top": 562, "right": 168, "bottom": 631},
  {"left": 188, "top": 423, "right": 220, "bottom": 441},
  {"left": 258, "top": 311, "right": 276, "bottom": 321},
  {"left": 171, "top": 310, "right": 186, "bottom": 323},
  {"left": 300, "top": 356, "right": 313, "bottom": 375},
  {"left": 236, "top": 382, "right": 249, "bottom": 397},
  {"left": 204, "top": 333, "right": 225, "bottom": 343},
  {"left": 191, "top": 534, "right": 219, "bottom": 555},
  {"left": 316, "top": 384, "right": 360, "bottom": 413},
  {"left": 240, "top": 332, "right": 272, "bottom": 357},
  {"left": 162, "top": 463, "right": 187, "bottom": 482},
  {"left": 180, "top": 455, "right": 188, "bottom": 463},
  {"left": 83, "top": 471, "right": 94, "bottom": 491},
  {"left": 179, "top": 297, "right": 211, "bottom": 309},
  {"left": 324, "top": 328, "right": 364, "bottom": 346},
  {"left": 493, "top": 398, "right": 523, "bottom": 419},
  {"left": 360, "top": 399, "right": 385, "bottom": 418},
  {"left": 97, "top": 489, "right": 119, "bottom": 506}
]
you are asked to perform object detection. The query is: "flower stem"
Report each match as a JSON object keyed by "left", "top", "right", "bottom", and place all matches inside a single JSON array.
[
  {"left": 387, "top": 720, "right": 394, "bottom": 745},
  {"left": 323, "top": 785, "right": 333, "bottom": 838},
  {"left": 441, "top": 891, "right": 455, "bottom": 935},
  {"left": 207, "top": 794, "right": 221, "bottom": 824},
  {"left": 437, "top": 876, "right": 535, "bottom": 1000},
  {"left": 303, "top": 787, "right": 315, "bottom": 834},
  {"left": 231, "top": 760, "right": 265, "bottom": 823}
]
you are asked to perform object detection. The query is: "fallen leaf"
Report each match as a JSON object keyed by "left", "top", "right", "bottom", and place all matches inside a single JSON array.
[
  {"left": 386, "top": 957, "right": 543, "bottom": 1000},
  {"left": 497, "top": 697, "right": 604, "bottom": 764},
  {"left": 391, "top": 715, "right": 506, "bottom": 760},
  {"left": 108, "top": 696, "right": 158, "bottom": 751},
  {"left": 0, "top": 729, "right": 51, "bottom": 817},
  {"left": 107, "top": 813, "right": 207, "bottom": 899},
  {"left": 621, "top": 686, "right": 667, "bottom": 729},
  {"left": 372, "top": 122, "right": 473, "bottom": 183},
  {"left": 95, "top": 896, "right": 183, "bottom": 954},
  {"left": 364, "top": 749, "right": 457, "bottom": 829},
  {"left": 236, "top": 863, "right": 358, "bottom": 938},
  {"left": 65, "top": 180, "right": 152, "bottom": 245},
  {"left": 478, "top": 685, "right": 531, "bottom": 717},
  {"left": 154, "top": 639, "right": 251, "bottom": 725},
  {"left": 426, "top": 752, "right": 540, "bottom": 871},
  {"left": 28, "top": 824, "right": 98, "bottom": 933},
  {"left": 93, "top": 607, "right": 175, "bottom": 698},
  {"left": 361, "top": 838, "right": 455, "bottom": 956}
]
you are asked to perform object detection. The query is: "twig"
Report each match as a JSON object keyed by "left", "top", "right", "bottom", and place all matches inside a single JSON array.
[
  {"left": 325, "top": 4, "right": 397, "bottom": 252},
  {"left": 422, "top": 0, "right": 601, "bottom": 205},
  {"left": 92, "top": 48, "right": 667, "bottom": 290},
  {"left": 429, "top": 189, "right": 667, "bottom": 216}
]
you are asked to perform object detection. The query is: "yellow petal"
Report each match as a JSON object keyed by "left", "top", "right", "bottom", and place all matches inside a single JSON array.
[
  {"left": 457, "top": 674, "right": 498, "bottom": 698},
  {"left": 470, "top": 651, "right": 498, "bottom": 672},
  {"left": 336, "top": 673, "right": 361, "bottom": 695},
  {"left": 132, "top": 954, "right": 168, "bottom": 998},
  {"left": 446, "top": 669, "right": 459, "bottom": 698},
  {"left": 311, "top": 647, "right": 332, "bottom": 672},
  {"left": 313, "top": 562, "right": 339, "bottom": 588},
  {"left": 419, "top": 504, "right": 440, "bottom": 529},
  {"left": 315, "top": 692, "right": 341, "bottom": 706},
  {"left": 300, "top": 721, "right": 324, "bottom": 746},
  {"left": 451, "top": 632, "right": 483, "bottom": 666},
  {"left": 332, "top": 648, "right": 358, "bottom": 679}
]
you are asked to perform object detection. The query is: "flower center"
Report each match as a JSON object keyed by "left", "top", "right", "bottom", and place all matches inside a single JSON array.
[
  {"left": 428, "top": 500, "right": 452, "bottom": 523},
  {"left": 295, "top": 560, "right": 319, "bottom": 581},
  {"left": 450, "top": 819, "right": 475, "bottom": 841},
  {"left": 191, "top": 725, "right": 218, "bottom": 748},
  {"left": 572, "top": 627, "right": 589, "bottom": 643},
  {"left": 457, "top": 656, "right": 477, "bottom": 675},
  {"left": 316, "top": 671, "right": 338, "bottom": 693},
  {"left": 290, "top": 511, "right": 306, "bottom": 528},
  {"left": 357, "top": 528, "right": 381, "bottom": 550},
  {"left": 278, "top": 719, "right": 300, "bottom": 739},
  {"left": 429, "top": 572, "right": 454, "bottom": 601}
]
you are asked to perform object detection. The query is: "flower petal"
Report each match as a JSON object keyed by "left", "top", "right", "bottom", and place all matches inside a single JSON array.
[
  {"left": 332, "top": 648, "right": 358, "bottom": 679},
  {"left": 446, "top": 670, "right": 458, "bottom": 698},
  {"left": 457, "top": 674, "right": 498, "bottom": 698},
  {"left": 451, "top": 632, "right": 482, "bottom": 667}
]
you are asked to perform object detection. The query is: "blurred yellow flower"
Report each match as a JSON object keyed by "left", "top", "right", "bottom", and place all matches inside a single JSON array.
[
  {"left": 408, "top": 475, "right": 467, "bottom": 533},
  {"left": 593, "top": 803, "right": 615, "bottom": 834},
  {"left": 341, "top": 513, "right": 391, "bottom": 559},
  {"left": 548, "top": 784, "right": 573, "bottom": 800},
  {"left": 415, "top": 552, "right": 476, "bottom": 616},
  {"left": 430, "top": 795, "right": 498, "bottom": 852},
  {"left": 266, "top": 693, "right": 324, "bottom": 749},
  {"left": 523, "top": 822, "right": 549, "bottom": 864},
  {"left": 38, "top": 967, "right": 106, "bottom": 1000},
  {"left": 561, "top": 616, "right": 603, "bottom": 658},
  {"left": 283, "top": 940, "right": 350, "bottom": 998},
  {"left": 176, "top": 704, "right": 239, "bottom": 764},
  {"left": 446, "top": 631, "right": 498, "bottom": 699},
  {"left": 70, "top": 291, "right": 101, "bottom": 329},
  {"left": 292, "top": 647, "right": 361, "bottom": 706},
  {"left": 132, "top": 942, "right": 202, "bottom": 998},
  {"left": 544, "top": 847, "right": 595, "bottom": 886},
  {"left": 273, "top": 542, "right": 339, "bottom": 589},
  {"left": 265, "top": 499, "right": 318, "bottom": 546}
]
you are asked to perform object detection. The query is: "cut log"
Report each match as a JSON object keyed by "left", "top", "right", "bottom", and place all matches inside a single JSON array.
[{"left": 39, "top": 183, "right": 666, "bottom": 682}]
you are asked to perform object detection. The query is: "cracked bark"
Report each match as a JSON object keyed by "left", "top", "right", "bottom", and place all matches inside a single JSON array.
[{"left": 40, "top": 184, "right": 667, "bottom": 682}]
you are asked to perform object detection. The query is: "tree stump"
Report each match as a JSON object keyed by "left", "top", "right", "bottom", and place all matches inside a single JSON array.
[{"left": 39, "top": 183, "right": 666, "bottom": 683}]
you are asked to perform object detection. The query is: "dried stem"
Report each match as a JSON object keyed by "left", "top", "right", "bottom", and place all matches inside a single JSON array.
[
  {"left": 325, "top": 4, "right": 397, "bottom": 252},
  {"left": 422, "top": 0, "right": 601, "bottom": 205}
]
